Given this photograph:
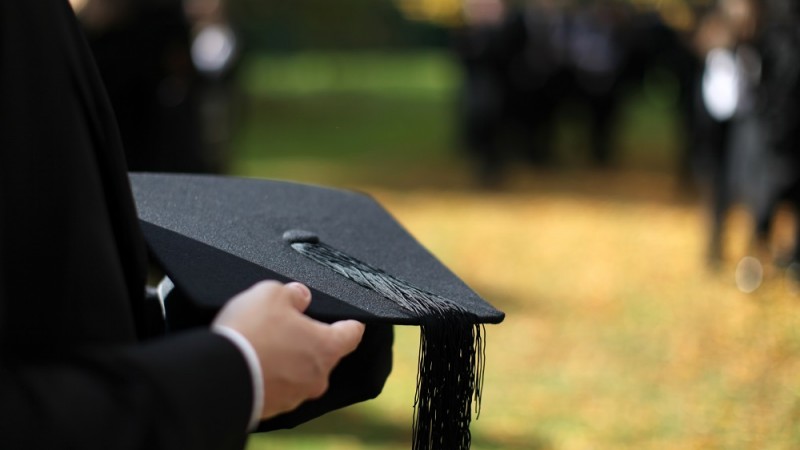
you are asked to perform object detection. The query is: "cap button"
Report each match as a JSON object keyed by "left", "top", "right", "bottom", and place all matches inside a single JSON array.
[{"left": 283, "top": 229, "right": 320, "bottom": 244}]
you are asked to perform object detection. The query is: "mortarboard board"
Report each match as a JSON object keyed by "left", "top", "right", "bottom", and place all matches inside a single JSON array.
[{"left": 129, "top": 172, "right": 505, "bottom": 449}]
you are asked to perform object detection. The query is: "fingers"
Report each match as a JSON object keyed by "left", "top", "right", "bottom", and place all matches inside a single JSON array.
[
  {"left": 328, "top": 320, "right": 366, "bottom": 356},
  {"left": 250, "top": 281, "right": 363, "bottom": 356},
  {"left": 284, "top": 282, "right": 312, "bottom": 312},
  {"left": 216, "top": 280, "right": 368, "bottom": 420},
  {"left": 239, "top": 280, "right": 311, "bottom": 313}
]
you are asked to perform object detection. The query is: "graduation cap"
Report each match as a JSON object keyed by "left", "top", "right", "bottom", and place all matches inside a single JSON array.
[{"left": 129, "top": 172, "right": 505, "bottom": 449}]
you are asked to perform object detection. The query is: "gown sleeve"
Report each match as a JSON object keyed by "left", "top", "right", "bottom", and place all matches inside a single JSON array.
[{"left": 0, "top": 2, "right": 253, "bottom": 448}]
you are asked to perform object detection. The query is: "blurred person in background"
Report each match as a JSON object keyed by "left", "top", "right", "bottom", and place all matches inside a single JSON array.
[
  {"left": 72, "top": 0, "right": 239, "bottom": 173},
  {"left": 746, "top": 0, "right": 800, "bottom": 272},
  {"left": 185, "top": 0, "right": 241, "bottom": 173},
  {"left": 564, "top": 0, "right": 632, "bottom": 167},
  {"left": 454, "top": 0, "right": 691, "bottom": 186},
  {"left": 454, "top": 0, "right": 514, "bottom": 187},
  {"left": 691, "top": 3, "right": 747, "bottom": 266},
  {"left": 502, "top": 0, "right": 569, "bottom": 168},
  {"left": 691, "top": 0, "right": 800, "bottom": 283}
]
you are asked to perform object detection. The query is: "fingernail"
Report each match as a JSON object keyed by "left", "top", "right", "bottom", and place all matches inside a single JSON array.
[{"left": 286, "top": 282, "right": 311, "bottom": 300}]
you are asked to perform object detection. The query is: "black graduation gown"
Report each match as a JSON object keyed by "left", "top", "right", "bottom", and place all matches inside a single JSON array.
[{"left": 0, "top": 2, "right": 252, "bottom": 448}]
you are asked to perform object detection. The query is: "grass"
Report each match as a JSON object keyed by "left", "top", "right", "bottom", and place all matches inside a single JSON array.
[
  {"left": 229, "top": 51, "right": 800, "bottom": 449},
  {"left": 232, "top": 50, "right": 459, "bottom": 168}
]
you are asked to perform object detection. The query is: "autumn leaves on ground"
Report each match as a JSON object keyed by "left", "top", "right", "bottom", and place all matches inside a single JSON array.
[{"left": 242, "top": 166, "right": 800, "bottom": 450}]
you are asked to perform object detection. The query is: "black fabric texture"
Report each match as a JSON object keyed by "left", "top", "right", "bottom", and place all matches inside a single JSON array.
[
  {"left": 129, "top": 173, "right": 505, "bottom": 325},
  {"left": 0, "top": 0, "right": 146, "bottom": 356},
  {"left": 142, "top": 222, "right": 378, "bottom": 324},
  {"left": 257, "top": 321, "right": 394, "bottom": 431},
  {"left": 0, "top": 2, "right": 252, "bottom": 448}
]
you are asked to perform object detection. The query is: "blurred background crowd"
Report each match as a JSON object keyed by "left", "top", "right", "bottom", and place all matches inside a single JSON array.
[
  {"left": 68, "top": 0, "right": 800, "bottom": 274},
  {"left": 455, "top": 0, "right": 800, "bottom": 277}
]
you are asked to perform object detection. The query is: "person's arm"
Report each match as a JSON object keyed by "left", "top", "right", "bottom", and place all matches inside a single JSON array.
[
  {"left": 0, "top": 0, "right": 368, "bottom": 446},
  {"left": 0, "top": 330, "right": 253, "bottom": 450},
  {"left": 0, "top": 281, "right": 365, "bottom": 449}
]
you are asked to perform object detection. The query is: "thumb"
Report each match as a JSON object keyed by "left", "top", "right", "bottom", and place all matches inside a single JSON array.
[{"left": 328, "top": 320, "right": 366, "bottom": 355}]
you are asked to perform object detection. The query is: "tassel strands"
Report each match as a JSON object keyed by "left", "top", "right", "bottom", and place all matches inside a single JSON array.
[
  {"left": 290, "top": 240, "right": 486, "bottom": 450},
  {"left": 413, "top": 319, "right": 485, "bottom": 450}
]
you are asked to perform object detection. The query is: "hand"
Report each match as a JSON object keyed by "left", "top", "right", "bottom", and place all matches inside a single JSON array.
[{"left": 213, "top": 281, "right": 365, "bottom": 419}]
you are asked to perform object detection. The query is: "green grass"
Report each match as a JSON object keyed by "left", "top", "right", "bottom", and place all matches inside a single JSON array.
[
  {"left": 234, "top": 93, "right": 456, "bottom": 163},
  {"left": 239, "top": 51, "right": 458, "bottom": 100},
  {"left": 232, "top": 50, "right": 460, "bottom": 172}
]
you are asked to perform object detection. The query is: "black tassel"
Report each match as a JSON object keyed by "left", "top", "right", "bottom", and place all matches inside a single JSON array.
[{"left": 290, "top": 240, "right": 486, "bottom": 450}]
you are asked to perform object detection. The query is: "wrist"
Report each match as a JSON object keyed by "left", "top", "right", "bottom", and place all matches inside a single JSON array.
[{"left": 212, "top": 324, "right": 264, "bottom": 431}]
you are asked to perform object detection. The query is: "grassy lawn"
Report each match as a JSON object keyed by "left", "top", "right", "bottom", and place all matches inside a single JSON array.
[
  {"left": 230, "top": 51, "right": 800, "bottom": 449},
  {"left": 232, "top": 51, "right": 459, "bottom": 168}
]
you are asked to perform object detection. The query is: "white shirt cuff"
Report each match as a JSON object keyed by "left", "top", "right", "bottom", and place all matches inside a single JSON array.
[{"left": 212, "top": 324, "right": 264, "bottom": 432}]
